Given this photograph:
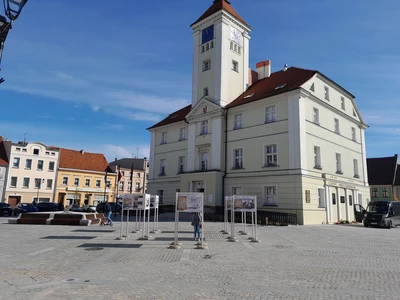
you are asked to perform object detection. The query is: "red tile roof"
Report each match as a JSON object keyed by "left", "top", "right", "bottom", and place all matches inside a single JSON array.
[
  {"left": 226, "top": 67, "right": 317, "bottom": 108},
  {"left": 0, "top": 140, "right": 8, "bottom": 165},
  {"left": 191, "top": 0, "right": 251, "bottom": 29},
  {"left": 147, "top": 105, "right": 191, "bottom": 130},
  {"left": 59, "top": 148, "right": 112, "bottom": 173}
]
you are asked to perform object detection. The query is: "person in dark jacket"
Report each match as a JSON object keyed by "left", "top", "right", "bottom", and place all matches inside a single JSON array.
[
  {"left": 105, "top": 202, "right": 113, "bottom": 226},
  {"left": 191, "top": 212, "right": 202, "bottom": 241}
]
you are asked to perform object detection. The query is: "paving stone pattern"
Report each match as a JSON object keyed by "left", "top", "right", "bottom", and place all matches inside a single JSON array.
[{"left": 1, "top": 216, "right": 400, "bottom": 299}]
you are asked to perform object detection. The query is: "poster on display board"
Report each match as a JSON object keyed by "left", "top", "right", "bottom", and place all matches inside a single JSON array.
[
  {"left": 122, "top": 194, "right": 135, "bottom": 210},
  {"left": 176, "top": 192, "right": 203, "bottom": 212},
  {"left": 150, "top": 195, "right": 159, "bottom": 208},
  {"left": 133, "top": 193, "right": 150, "bottom": 210},
  {"left": 225, "top": 196, "right": 233, "bottom": 210},
  {"left": 233, "top": 195, "right": 257, "bottom": 212}
]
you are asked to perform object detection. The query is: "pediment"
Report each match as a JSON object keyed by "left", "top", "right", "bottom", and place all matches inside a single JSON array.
[{"left": 185, "top": 98, "right": 225, "bottom": 122}]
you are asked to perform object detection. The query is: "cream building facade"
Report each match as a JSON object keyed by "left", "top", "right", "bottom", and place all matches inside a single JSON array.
[{"left": 146, "top": 0, "right": 370, "bottom": 224}]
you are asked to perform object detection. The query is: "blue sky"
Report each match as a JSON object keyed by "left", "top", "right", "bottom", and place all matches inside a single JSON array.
[{"left": 1, "top": 0, "right": 399, "bottom": 162}]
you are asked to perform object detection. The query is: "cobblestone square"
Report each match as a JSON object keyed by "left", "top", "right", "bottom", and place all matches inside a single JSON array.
[{"left": 1, "top": 216, "right": 400, "bottom": 300}]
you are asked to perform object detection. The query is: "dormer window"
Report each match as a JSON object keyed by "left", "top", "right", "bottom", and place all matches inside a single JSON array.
[{"left": 33, "top": 148, "right": 39, "bottom": 155}]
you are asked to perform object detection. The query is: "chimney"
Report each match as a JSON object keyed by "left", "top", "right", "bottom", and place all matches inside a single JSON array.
[
  {"left": 256, "top": 59, "right": 271, "bottom": 80},
  {"left": 80, "top": 149, "right": 84, "bottom": 154}
]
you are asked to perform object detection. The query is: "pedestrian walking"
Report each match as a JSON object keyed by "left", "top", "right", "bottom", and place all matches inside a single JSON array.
[
  {"left": 191, "top": 212, "right": 202, "bottom": 241},
  {"left": 105, "top": 201, "right": 113, "bottom": 226}
]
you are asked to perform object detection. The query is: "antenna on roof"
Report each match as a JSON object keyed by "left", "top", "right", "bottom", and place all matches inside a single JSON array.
[{"left": 23, "top": 132, "right": 28, "bottom": 144}]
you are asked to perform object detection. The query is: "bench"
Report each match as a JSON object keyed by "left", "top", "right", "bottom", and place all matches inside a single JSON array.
[
  {"left": 85, "top": 213, "right": 101, "bottom": 225},
  {"left": 50, "top": 213, "right": 90, "bottom": 226},
  {"left": 9, "top": 213, "right": 50, "bottom": 225}
]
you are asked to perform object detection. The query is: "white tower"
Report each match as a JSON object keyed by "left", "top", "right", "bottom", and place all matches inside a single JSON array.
[{"left": 190, "top": 0, "right": 252, "bottom": 108}]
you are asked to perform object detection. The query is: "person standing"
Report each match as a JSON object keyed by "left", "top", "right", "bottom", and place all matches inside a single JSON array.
[
  {"left": 105, "top": 202, "right": 113, "bottom": 226},
  {"left": 191, "top": 212, "right": 202, "bottom": 241}
]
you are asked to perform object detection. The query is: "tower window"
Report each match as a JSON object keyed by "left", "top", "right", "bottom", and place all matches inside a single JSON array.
[
  {"left": 232, "top": 60, "right": 238, "bottom": 72},
  {"left": 203, "top": 87, "right": 209, "bottom": 96},
  {"left": 203, "top": 59, "right": 211, "bottom": 71},
  {"left": 201, "top": 45, "right": 205, "bottom": 53}
]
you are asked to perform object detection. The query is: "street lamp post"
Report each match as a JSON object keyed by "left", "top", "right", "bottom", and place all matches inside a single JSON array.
[
  {"left": 143, "top": 157, "right": 147, "bottom": 194},
  {"left": 35, "top": 178, "right": 44, "bottom": 203}
]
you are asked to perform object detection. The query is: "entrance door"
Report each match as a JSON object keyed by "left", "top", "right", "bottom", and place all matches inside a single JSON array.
[{"left": 354, "top": 204, "right": 365, "bottom": 223}]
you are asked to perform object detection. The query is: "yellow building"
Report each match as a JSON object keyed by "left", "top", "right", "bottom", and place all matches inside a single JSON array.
[{"left": 55, "top": 148, "right": 116, "bottom": 207}]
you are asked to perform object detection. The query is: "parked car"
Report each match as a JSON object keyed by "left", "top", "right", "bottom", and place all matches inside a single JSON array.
[
  {"left": 82, "top": 205, "right": 97, "bottom": 212},
  {"left": 96, "top": 202, "right": 122, "bottom": 214},
  {"left": 13, "top": 203, "right": 38, "bottom": 216},
  {"left": 69, "top": 204, "right": 83, "bottom": 212},
  {"left": 35, "top": 202, "right": 61, "bottom": 212},
  {"left": 0, "top": 203, "right": 13, "bottom": 216},
  {"left": 354, "top": 200, "right": 400, "bottom": 229}
]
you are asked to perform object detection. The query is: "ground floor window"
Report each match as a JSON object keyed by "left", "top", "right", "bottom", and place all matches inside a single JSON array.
[
  {"left": 157, "top": 190, "right": 164, "bottom": 204},
  {"left": 264, "top": 186, "right": 277, "bottom": 206},
  {"left": 318, "top": 188, "right": 325, "bottom": 208},
  {"left": 232, "top": 187, "right": 242, "bottom": 195}
]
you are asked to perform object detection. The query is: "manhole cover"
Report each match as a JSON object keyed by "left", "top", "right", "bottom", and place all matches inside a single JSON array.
[{"left": 84, "top": 247, "right": 104, "bottom": 251}]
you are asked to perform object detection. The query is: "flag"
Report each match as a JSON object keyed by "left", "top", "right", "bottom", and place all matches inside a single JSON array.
[{"left": 117, "top": 165, "right": 122, "bottom": 182}]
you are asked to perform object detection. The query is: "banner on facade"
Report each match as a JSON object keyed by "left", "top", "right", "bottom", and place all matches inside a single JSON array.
[
  {"left": 233, "top": 195, "right": 257, "bottom": 212},
  {"left": 176, "top": 192, "right": 203, "bottom": 212},
  {"left": 150, "top": 195, "right": 159, "bottom": 209}
]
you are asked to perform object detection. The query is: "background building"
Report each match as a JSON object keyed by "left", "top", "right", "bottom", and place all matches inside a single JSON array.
[
  {"left": 146, "top": 0, "right": 370, "bottom": 224},
  {"left": 0, "top": 137, "right": 9, "bottom": 203},
  {"left": 367, "top": 155, "right": 398, "bottom": 202}
]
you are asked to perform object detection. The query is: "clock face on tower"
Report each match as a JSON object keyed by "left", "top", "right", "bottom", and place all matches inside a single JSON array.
[
  {"left": 230, "top": 27, "right": 241, "bottom": 45},
  {"left": 202, "top": 24, "right": 214, "bottom": 44}
]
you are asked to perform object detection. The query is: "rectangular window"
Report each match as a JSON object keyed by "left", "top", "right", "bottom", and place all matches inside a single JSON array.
[
  {"left": 48, "top": 161, "right": 55, "bottom": 171},
  {"left": 353, "top": 159, "right": 359, "bottom": 178},
  {"left": 264, "top": 144, "right": 278, "bottom": 167},
  {"left": 178, "top": 156, "right": 185, "bottom": 173},
  {"left": 74, "top": 178, "right": 79, "bottom": 186},
  {"left": 45, "top": 151, "right": 49, "bottom": 155},
  {"left": 203, "top": 59, "right": 211, "bottom": 71},
  {"left": 203, "top": 87, "right": 208, "bottom": 96},
  {"left": 160, "top": 159, "right": 166, "bottom": 175},
  {"left": 37, "top": 160, "right": 44, "bottom": 170},
  {"left": 46, "top": 179, "right": 52, "bottom": 189},
  {"left": 23, "top": 177, "right": 30, "bottom": 188},
  {"left": 16, "top": 147, "right": 21, "bottom": 151},
  {"left": 10, "top": 177, "right": 17, "bottom": 187},
  {"left": 85, "top": 179, "right": 90, "bottom": 187},
  {"left": 351, "top": 127, "right": 356, "bottom": 141},
  {"left": 137, "top": 173, "right": 141, "bottom": 178},
  {"left": 34, "top": 178, "right": 41, "bottom": 188},
  {"left": 314, "top": 146, "right": 321, "bottom": 169},
  {"left": 232, "top": 60, "right": 238, "bottom": 72},
  {"left": 318, "top": 188, "right": 326, "bottom": 208},
  {"left": 341, "top": 97, "right": 345, "bottom": 110},
  {"left": 232, "top": 187, "right": 242, "bottom": 195},
  {"left": 332, "top": 193, "right": 336, "bottom": 205},
  {"left": 340, "top": 196, "right": 345, "bottom": 204},
  {"left": 200, "top": 152, "right": 208, "bottom": 171},
  {"left": 382, "top": 188, "right": 389, "bottom": 198},
  {"left": 265, "top": 105, "right": 276, "bottom": 123},
  {"left": 200, "top": 120, "right": 208, "bottom": 135},
  {"left": 179, "top": 128, "right": 186, "bottom": 141},
  {"left": 96, "top": 180, "right": 101, "bottom": 188},
  {"left": 233, "top": 148, "right": 243, "bottom": 169},
  {"left": 135, "top": 182, "right": 140, "bottom": 191},
  {"left": 334, "top": 118, "right": 340, "bottom": 134},
  {"left": 336, "top": 153, "right": 342, "bottom": 174},
  {"left": 157, "top": 190, "right": 164, "bottom": 204},
  {"left": 313, "top": 107, "right": 319, "bottom": 124},
  {"left": 233, "top": 113, "right": 242, "bottom": 129},
  {"left": 13, "top": 157, "right": 20, "bottom": 168},
  {"left": 264, "top": 186, "right": 277, "bottom": 206},
  {"left": 25, "top": 159, "right": 32, "bottom": 169},
  {"left": 106, "top": 181, "right": 111, "bottom": 188},
  {"left": 371, "top": 188, "right": 378, "bottom": 198},
  {"left": 33, "top": 149, "right": 39, "bottom": 155},
  {"left": 62, "top": 177, "right": 68, "bottom": 185},
  {"left": 161, "top": 132, "right": 167, "bottom": 144},
  {"left": 349, "top": 195, "right": 353, "bottom": 206},
  {"left": 118, "top": 181, "right": 124, "bottom": 191},
  {"left": 324, "top": 86, "right": 329, "bottom": 100}
]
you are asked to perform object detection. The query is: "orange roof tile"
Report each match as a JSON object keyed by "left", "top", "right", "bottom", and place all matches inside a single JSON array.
[
  {"left": 59, "top": 148, "right": 112, "bottom": 173},
  {"left": 191, "top": 0, "right": 251, "bottom": 29},
  {"left": 0, "top": 137, "right": 8, "bottom": 165}
]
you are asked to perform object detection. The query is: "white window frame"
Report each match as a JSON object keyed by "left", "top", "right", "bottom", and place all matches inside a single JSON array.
[
  {"left": 10, "top": 177, "right": 17, "bottom": 187},
  {"left": 179, "top": 128, "right": 186, "bottom": 141},
  {"left": 13, "top": 157, "right": 20, "bottom": 168},
  {"left": 324, "top": 86, "right": 329, "bottom": 100},
  {"left": 23, "top": 177, "right": 29, "bottom": 188},
  {"left": 46, "top": 179, "right": 52, "bottom": 189},
  {"left": 232, "top": 187, "right": 242, "bottom": 195},
  {"left": 318, "top": 188, "right": 326, "bottom": 208},
  {"left": 232, "top": 60, "right": 238, "bottom": 72},
  {"left": 203, "top": 59, "right": 211, "bottom": 71},
  {"left": 336, "top": 153, "right": 342, "bottom": 174},
  {"left": 48, "top": 161, "right": 55, "bottom": 171},
  {"left": 199, "top": 152, "right": 208, "bottom": 171},
  {"left": 353, "top": 159, "right": 359, "bottom": 178},
  {"left": 264, "top": 144, "right": 278, "bottom": 167},
  {"left": 118, "top": 181, "right": 124, "bottom": 191},
  {"left": 96, "top": 180, "right": 101, "bottom": 188},
  {"left": 233, "top": 113, "right": 242, "bottom": 130},
  {"left": 85, "top": 179, "right": 90, "bottom": 187},
  {"left": 313, "top": 107, "right": 319, "bottom": 124},
  {"left": 203, "top": 87, "right": 208, "bottom": 97},
  {"left": 160, "top": 159, "right": 166, "bottom": 175},
  {"left": 33, "top": 149, "right": 39, "bottom": 155},
  {"left": 265, "top": 105, "right": 276, "bottom": 123},
  {"left": 351, "top": 127, "right": 356, "bottom": 141},
  {"left": 37, "top": 160, "right": 44, "bottom": 171},
  {"left": 200, "top": 120, "right": 208, "bottom": 135},
  {"left": 314, "top": 146, "right": 321, "bottom": 169},
  {"left": 62, "top": 177, "right": 68, "bottom": 185},
  {"left": 74, "top": 178, "right": 79, "bottom": 186},
  {"left": 334, "top": 118, "right": 340, "bottom": 134},
  {"left": 25, "top": 159, "right": 32, "bottom": 169},
  {"left": 161, "top": 132, "right": 167, "bottom": 144},
  {"left": 178, "top": 156, "right": 185, "bottom": 173},
  {"left": 264, "top": 186, "right": 277, "bottom": 206},
  {"left": 341, "top": 97, "right": 345, "bottom": 110},
  {"left": 233, "top": 148, "right": 243, "bottom": 169}
]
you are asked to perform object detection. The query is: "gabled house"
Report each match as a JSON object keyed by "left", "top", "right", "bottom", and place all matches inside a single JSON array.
[
  {"left": 367, "top": 155, "right": 398, "bottom": 201},
  {"left": 146, "top": 0, "right": 370, "bottom": 224},
  {"left": 56, "top": 148, "right": 115, "bottom": 207},
  {"left": 109, "top": 158, "right": 149, "bottom": 195}
]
